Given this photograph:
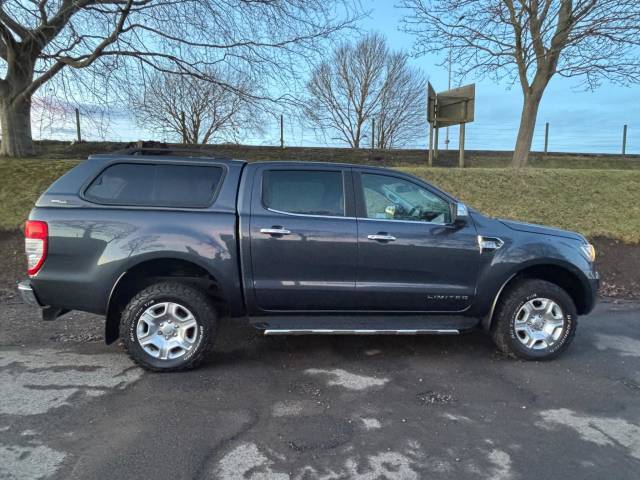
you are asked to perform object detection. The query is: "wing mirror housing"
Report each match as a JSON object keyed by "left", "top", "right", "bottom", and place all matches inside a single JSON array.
[{"left": 452, "top": 202, "right": 469, "bottom": 226}]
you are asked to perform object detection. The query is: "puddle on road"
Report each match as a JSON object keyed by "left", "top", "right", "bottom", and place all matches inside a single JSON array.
[
  {"left": 212, "top": 440, "right": 514, "bottom": 480},
  {"left": 0, "top": 348, "right": 142, "bottom": 480},
  {"left": 304, "top": 368, "right": 389, "bottom": 391},
  {"left": 594, "top": 334, "right": 640, "bottom": 358},
  {"left": 0, "top": 442, "right": 66, "bottom": 480},
  {"left": 538, "top": 408, "right": 640, "bottom": 460},
  {"left": 0, "top": 348, "right": 142, "bottom": 415}
]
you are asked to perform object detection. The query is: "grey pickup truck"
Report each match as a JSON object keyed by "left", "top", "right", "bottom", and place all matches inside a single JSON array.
[{"left": 19, "top": 150, "right": 599, "bottom": 371}]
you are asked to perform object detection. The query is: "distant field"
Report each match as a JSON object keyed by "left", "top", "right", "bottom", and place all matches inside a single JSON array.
[{"left": 1, "top": 158, "right": 638, "bottom": 243}]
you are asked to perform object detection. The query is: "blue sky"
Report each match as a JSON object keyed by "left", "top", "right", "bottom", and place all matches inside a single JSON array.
[
  {"left": 36, "top": 1, "right": 640, "bottom": 154},
  {"left": 363, "top": 2, "right": 639, "bottom": 154}
]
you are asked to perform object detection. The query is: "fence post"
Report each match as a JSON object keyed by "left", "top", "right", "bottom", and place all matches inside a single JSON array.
[
  {"left": 544, "top": 122, "right": 549, "bottom": 156},
  {"left": 371, "top": 118, "right": 376, "bottom": 150},
  {"left": 180, "top": 111, "right": 186, "bottom": 144},
  {"left": 280, "top": 114, "right": 284, "bottom": 148},
  {"left": 459, "top": 123, "right": 465, "bottom": 168},
  {"left": 75, "top": 108, "right": 82, "bottom": 143},
  {"left": 622, "top": 124, "right": 628, "bottom": 155}
]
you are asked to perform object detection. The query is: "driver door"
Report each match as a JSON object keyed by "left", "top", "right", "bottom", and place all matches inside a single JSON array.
[{"left": 354, "top": 170, "right": 481, "bottom": 312}]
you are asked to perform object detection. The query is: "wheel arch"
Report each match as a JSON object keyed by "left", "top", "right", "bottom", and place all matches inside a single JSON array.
[
  {"left": 483, "top": 262, "right": 590, "bottom": 330},
  {"left": 104, "top": 257, "right": 229, "bottom": 344}
]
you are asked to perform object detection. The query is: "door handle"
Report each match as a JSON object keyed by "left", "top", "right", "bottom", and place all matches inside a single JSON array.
[
  {"left": 367, "top": 233, "right": 396, "bottom": 242},
  {"left": 260, "top": 227, "right": 291, "bottom": 236}
]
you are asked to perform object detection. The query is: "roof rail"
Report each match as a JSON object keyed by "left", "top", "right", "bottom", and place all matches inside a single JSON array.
[{"left": 116, "top": 141, "right": 232, "bottom": 160}]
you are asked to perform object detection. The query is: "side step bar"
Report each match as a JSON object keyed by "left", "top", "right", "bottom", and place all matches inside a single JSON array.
[
  {"left": 263, "top": 328, "right": 460, "bottom": 336},
  {"left": 252, "top": 315, "right": 480, "bottom": 336}
]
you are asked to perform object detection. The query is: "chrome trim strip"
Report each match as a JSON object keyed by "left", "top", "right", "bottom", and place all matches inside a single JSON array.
[
  {"left": 357, "top": 217, "right": 451, "bottom": 227},
  {"left": 263, "top": 328, "right": 460, "bottom": 335},
  {"left": 265, "top": 210, "right": 453, "bottom": 226},
  {"left": 266, "top": 208, "right": 354, "bottom": 220}
]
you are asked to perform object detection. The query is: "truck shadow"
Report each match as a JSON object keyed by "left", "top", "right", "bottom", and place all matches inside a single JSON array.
[{"left": 209, "top": 318, "right": 497, "bottom": 368}]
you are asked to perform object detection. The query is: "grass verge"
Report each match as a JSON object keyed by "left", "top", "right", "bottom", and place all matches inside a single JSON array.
[
  {"left": 0, "top": 159, "right": 81, "bottom": 232},
  {"left": 0, "top": 159, "right": 638, "bottom": 243},
  {"left": 400, "top": 167, "right": 639, "bottom": 243}
]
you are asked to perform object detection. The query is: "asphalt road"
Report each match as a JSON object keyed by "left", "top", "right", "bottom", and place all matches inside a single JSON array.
[{"left": 1, "top": 299, "right": 639, "bottom": 480}]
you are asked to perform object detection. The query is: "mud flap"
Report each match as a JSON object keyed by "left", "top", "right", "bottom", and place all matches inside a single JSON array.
[{"left": 42, "top": 307, "right": 69, "bottom": 321}]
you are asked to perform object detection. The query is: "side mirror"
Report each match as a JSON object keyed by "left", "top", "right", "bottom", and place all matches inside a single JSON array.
[{"left": 452, "top": 202, "right": 469, "bottom": 226}]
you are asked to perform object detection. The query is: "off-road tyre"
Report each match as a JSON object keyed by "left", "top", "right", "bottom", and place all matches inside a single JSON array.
[
  {"left": 120, "top": 281, "right": 217, "bottom": 372},
  {"left": 491, "top": 279, "right": 577, "bottom": 360}
]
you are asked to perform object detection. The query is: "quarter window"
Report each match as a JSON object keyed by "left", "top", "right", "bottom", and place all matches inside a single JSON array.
[
  {"left": 85, "top": 163, "right": 224, "bottom": 207},
  {"left": 262, "top": 170, "right": 345, "bottom": 217},
  {"left": 361, "top": 173, "right": 451, "bottom": 224}
]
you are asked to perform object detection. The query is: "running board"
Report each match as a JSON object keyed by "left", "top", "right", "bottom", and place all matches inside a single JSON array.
[
  {"left": 251, "top": 314, "right": 479, "bottom": 336},
  {"left": 263, "top": 328, "right": 459, "bottom": 336}
]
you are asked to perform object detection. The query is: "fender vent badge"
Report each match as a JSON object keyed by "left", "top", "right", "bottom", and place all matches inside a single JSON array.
[{"left": 478, "top": 236, "right": 504, "bottom": 254}]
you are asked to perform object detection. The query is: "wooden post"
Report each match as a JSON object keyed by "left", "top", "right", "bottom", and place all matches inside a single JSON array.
[
  {"left": 280, "top": 114, "right": 284, "bottom": 148},
  {"left": 75, "top": 108, "right": 82, "bottom": 142},
  {"left": 434, "top": 126, "right": 439, "bottom": 161},
  {"left": 371, "top": 118, "right": 375, "bottom": 150},
  {"left": 428, "top": 122, "right": 434, "bottom": 167},
  {"left": 544, "top": 122, "right": 549, "bottom": 155},
  {"left": 622, "top": 124, "right": 628, "bottom": 155},
  {"left": 459, "top": 123, "right": 466, "bottom": 168},
  {"left": 180, "top": 111, "right": 186, "bottom": 144}
]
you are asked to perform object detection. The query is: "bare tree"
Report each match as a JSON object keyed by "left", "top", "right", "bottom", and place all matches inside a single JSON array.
[
  {"left": 131, "top": 69, "right": 261, "bottom": 144},
  {"left": 305, "top": 33, "right": 427, "bottom": 149},
  {"left": 375, "top": 52, "right": 427, "bottom": 148},
  {"left": 400, "top": 1, "right": 640, "bottom": 167},
  {"left": 0, "top": 0, "right": 358, "bottom": 157}
]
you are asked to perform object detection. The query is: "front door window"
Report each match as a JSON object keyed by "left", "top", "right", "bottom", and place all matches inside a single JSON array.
[{"left": 361, "top": 173, "right": 451, "bottom": 224}]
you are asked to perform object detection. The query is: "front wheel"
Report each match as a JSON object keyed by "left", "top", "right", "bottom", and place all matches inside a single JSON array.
[
  {"left": 491, "top": 279, "right": 577, "bottom": 360},
  {"left": 120, "top": 282, "right": 217, "bottom": 372}
]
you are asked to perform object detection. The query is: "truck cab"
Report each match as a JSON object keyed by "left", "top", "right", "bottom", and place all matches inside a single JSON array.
[{"left": 19, "top": 151, "right": 599, "bottom": 371}]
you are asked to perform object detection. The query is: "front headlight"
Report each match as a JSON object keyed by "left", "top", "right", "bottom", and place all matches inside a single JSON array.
[{"left": 580, "top": 243, "right": 596, "bottom": 262}]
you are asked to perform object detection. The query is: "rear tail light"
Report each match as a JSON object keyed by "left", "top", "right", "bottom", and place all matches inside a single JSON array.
[{"left": 25, "top": 220, "right": 48, "bottom": 276}]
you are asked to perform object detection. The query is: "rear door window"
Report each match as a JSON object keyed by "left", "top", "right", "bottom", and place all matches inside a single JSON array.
[
  {"left": 262, "top": 170, "right": 345, "bottom": 216},
  {"left": 85, "top": 163, "right": 223, "bottom": 207}
]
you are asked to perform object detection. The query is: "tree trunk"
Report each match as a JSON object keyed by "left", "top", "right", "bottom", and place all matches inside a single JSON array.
[
  {"left": 0, "top": 95, "right": 35, "bottom": 157},
  {"left": 511, "top": 90, "right": 544, "bottom": 168}
]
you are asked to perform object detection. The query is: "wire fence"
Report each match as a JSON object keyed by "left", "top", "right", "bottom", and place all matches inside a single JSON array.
[{"left": 29, "top": 108, "right": 637, "bottom": 156}]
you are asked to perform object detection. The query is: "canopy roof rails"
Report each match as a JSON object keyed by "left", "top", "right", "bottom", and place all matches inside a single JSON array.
[{"left": 116, "top": 141, "right": 232, "bottom": 160}]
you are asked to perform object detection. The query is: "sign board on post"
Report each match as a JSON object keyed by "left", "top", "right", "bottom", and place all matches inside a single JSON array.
[
  {"left": 427, "top": 83, "right": 475, "bottom": 168},
  {"left": 436, "top": 83, "right": 475, "bottom": 127},
  {"left": 427, "top": 82, "right": 437, "bottom": 123}
]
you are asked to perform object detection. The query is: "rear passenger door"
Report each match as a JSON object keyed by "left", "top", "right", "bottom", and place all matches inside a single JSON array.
[{"left": 248, "top": 165, "right": 358, "bottom": 312}]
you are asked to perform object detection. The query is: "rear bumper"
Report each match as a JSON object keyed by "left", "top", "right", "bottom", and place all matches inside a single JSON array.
[{"left": 18, "top": 281, "right": 42, "bottom": 307}]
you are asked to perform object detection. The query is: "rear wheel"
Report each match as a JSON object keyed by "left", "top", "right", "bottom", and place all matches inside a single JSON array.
[
  {"left": 120, "top": 282, "right": 217, "bottom": 372},
  {"left": 491, "top": 279, "right": 577, "bottom": 360}
]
